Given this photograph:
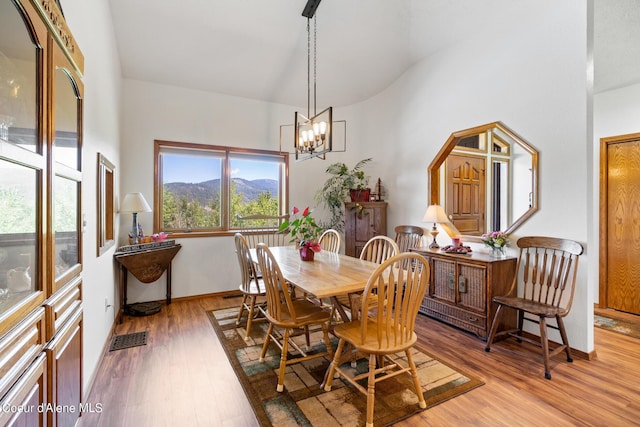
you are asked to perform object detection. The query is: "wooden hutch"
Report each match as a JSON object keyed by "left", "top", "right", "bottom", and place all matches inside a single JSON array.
[
  {"left": 344, "top": 202, "right": 387, "bottom": 257},
  {"left": 0, "top": 1, "right": 84, "bottom": 426}
]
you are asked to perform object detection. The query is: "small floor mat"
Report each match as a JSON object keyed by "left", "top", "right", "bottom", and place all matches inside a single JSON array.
[{"left": 109, "top": 331, "right": 148, "bottom": 351}]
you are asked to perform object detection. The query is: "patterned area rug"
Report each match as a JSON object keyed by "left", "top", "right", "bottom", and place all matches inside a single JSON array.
[
  {"left": 207, "top": 307, "right": 483, "bottom": 427},
  {"left": 594, "top": 314, "right": 640, "bottom": 340}
]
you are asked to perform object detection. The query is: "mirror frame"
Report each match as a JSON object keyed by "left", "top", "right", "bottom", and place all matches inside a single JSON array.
[
  {"left": 97, "top": 153, "right": 115, "bottom": 255},
  {"left": 428, "top": 121, "right": 539, "bottom": 241}
]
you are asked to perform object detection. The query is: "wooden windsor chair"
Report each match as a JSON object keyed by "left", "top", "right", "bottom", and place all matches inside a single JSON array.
[
  {"left": 333, "top": 235, "right": 400, "bottom": 323},
  {"left": 255, "top": 243, "right": 334, "bottom": 392},
  {"left": 233, "top": 233, "right": 267, "bottom": 340},
  {"left": 318, "top": 228, "right": 342, "bottom": 253},
  {"left": 484, "top": 236, "right": 584, "bottom": 379},
  {"left": 323, "top": 252, "right": 431, "bottom": 427},
  {"left": 394, "top": 225, "right": 424, "bottom": 252},
  {"left": 235, "top": 214, "right": 290, "bottom": 248}
]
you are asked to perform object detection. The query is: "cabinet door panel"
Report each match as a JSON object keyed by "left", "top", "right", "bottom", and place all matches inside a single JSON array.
[
  {"left": 46, "top": 307, "right": 82, "bottom": 427},
  {"left": 431, "top": 258, "right": 455, "bottom": 303},
  {"left": 0, "top": 353, "right": 46, "bottom": 427},
  {"left": 458, "top": 263, "right": 487, "bottom": 311}
]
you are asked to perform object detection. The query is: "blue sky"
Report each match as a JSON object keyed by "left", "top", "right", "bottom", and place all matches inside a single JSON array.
[{"left": 162, "top": 154, "right": 278, "bottom": 184}]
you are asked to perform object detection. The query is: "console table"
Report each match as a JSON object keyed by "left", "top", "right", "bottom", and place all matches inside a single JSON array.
[
  {"left": 114, "top": 244, "right": 181, "bottom": 322},
  {"left": 410, "top": 247, "right": 517, "bottom": 339}
]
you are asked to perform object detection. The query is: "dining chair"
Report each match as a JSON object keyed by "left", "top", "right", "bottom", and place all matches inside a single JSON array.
[
  {"left": 394, "top": 225, "right": 424, "bottom": 252},
  {"left": 233, "top": 233, "right": 267, "bottom": 340},
  {"left": 332, "top": 235, "right": 401, "bottom": 323},
  {"left": 484, "top": 236, "right": 584, "bottom": 379},
  {"left": 359, "top": 235, "right": 400, "bottom": 264},
  {"left": 255, "top": 243, "right": 334, "bottom": 392},
  {"left": 236, "top": 214, "right": 291, "bottom": 248},
  {"left": 394, "top": 225, "right": 425, "bottom": 269},
  {"left": 318, "top": 228, "right": 342, "bottom": 253},
  {"left": 323, "top": 252, "right": 430, "bottom": 427}
]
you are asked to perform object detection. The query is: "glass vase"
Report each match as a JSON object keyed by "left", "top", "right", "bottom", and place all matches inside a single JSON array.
[{"left": 490, "top": 246, "right": 506, "bottom": 259}]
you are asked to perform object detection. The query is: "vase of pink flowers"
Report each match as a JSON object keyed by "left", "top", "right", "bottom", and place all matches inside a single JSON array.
[{"left": 279, "top": 206, "right": 322, "bottom": 261}]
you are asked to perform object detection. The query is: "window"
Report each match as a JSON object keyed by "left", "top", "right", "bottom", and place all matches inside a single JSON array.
[{"left": 154, "top": 140, "right": 288, "bottom": 237}]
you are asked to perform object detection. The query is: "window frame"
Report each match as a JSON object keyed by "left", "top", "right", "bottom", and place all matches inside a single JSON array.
[{"left": 153, "top": 140, "right": 289, "bottom": 238}]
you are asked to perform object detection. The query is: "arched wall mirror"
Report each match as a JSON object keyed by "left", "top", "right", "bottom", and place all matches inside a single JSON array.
[{"left": 428, "top": 122, "right": 538, "bottom": 241}]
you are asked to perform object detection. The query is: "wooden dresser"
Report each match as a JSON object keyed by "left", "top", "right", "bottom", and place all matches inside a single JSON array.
[
  {"left": 344, "top": 202, "right": 387, "bottom": 257},
  {"left": 411, "top": 247, "right": 517, "bottom": 339}
]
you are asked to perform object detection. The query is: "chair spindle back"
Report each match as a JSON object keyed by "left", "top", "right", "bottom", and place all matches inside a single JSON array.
[
  {"left": 234, "top": 233, "right": 262, "bottom": 294},
  {"left": 360, "top": 235, "right": 400, "bottom": 264},
  {"left": 515, "top": 236, "right": 583, "bottom": 314},
  {"left": 255, "top": 243, "right": 297, "bottom": 323},
  {"left": 360, "top": 252, "right": 430, "bottom": 348}
]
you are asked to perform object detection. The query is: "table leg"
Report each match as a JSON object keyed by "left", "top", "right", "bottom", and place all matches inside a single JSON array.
[
  {"left": 166, "top": 262, "right": 172, "bottom": 305},
  {"left": 330, "top": 296, "right": 350, "bottom": 322},
  {"left": 120, "top": 264, "right": 128, "bottom": 324}
]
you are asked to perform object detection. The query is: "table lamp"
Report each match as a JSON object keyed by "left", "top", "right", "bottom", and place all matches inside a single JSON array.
[
  {"left": 120, "top": 192, "right": 152, "bottom": 244},
  {"left": 422, "top": 204, "right": 449, "bottom": 249}
]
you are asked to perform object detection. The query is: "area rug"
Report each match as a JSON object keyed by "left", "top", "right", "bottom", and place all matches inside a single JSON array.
[
  {"left": 594, "top": 314, "right": 640, "bottom": 340},
  {"left": 207, "top": 307, "right": 483, "bottom": 427}
]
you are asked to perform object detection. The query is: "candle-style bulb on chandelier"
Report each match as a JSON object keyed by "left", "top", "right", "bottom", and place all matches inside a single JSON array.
[{"left": 294, "top": 0, "right": 333, "bottom": 161}]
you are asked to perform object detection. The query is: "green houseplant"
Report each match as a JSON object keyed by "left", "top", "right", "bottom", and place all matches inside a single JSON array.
[{"left": 315, "top": 158, "right": 372, "bottom": 231}]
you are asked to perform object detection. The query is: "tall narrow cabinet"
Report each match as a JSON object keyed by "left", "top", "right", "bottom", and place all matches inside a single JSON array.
[
  {"left": 344, "top": 202, "right": 387, "bottom": 257},
  {"left": 0, "top": 1, "right": 84, "bottom": 426}
]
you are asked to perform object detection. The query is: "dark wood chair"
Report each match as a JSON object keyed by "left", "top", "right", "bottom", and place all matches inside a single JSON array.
[
  {"left": 394, "top": 225, "right": 424, "bottom": 252},
  {"left": 255, "top": 243, "right": 334, "bottom": 392},
  {"left": 323, "top": 252, "right": 430, "bottom": 427},
  {"left": 484, "top": 236, "right": 584, "bottom": 379}
]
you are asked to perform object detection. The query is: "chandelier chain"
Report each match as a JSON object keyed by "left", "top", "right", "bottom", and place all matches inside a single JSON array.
[
  {"left": 314, "top": 15, "right": 317, "bottom": 116},
  {"left": 306, "top": 18, "right": 311, "bottom": 118}
]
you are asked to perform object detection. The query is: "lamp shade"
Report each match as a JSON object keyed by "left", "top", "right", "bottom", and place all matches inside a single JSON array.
[
  {"left": 120, "top": 192, "right": 151, "bottom": 213},
  {"left": 422, "top": 204, "right": 448, "bottom": 223}
]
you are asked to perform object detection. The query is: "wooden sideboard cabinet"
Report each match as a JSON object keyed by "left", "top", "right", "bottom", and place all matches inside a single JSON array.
[
  {"left": 411, "top": 247, "right": 517, "bottom": 339},
  {"left": 344, "top": 202, "right": 387, "bottom": 257}
]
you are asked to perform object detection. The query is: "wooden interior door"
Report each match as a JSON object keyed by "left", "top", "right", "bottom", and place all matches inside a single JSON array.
[
  {"left": 445, "top": 154, "right": 486, "bottom": 235},
  {"left": 600, "top": 133, "right": 640, "bottom": 314}
]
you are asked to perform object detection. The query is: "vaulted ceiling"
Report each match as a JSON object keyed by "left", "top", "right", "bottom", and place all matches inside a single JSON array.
[{"left": 107, "top": 0, "right": 640, "bottom": 107}]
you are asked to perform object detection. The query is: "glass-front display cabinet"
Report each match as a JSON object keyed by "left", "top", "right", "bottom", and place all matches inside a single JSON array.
[{"left": 0, "top": 1, "right": 84, "bottom": 426}]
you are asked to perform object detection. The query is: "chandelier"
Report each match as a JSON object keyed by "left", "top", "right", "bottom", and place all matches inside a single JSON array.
[{"left": 294, "top": 0, "right": 333, "bottom": 161}]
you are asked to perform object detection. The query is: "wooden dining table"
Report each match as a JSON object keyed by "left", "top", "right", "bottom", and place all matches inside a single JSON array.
[{"left": 250, "top": 245, "right": 382, "bottom": 320}]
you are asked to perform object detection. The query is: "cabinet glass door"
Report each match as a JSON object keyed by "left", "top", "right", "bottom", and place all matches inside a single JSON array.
[
  {"left": 0, "top": 0, "right": 46, "bottom": 326},
  {"left": 51, "top": 52, "right": 82, "bottom": 289}
]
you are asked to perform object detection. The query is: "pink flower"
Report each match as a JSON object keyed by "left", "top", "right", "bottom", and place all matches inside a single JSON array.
[{"left": 292, "top": 206, "right": 300, "bottom": 215}]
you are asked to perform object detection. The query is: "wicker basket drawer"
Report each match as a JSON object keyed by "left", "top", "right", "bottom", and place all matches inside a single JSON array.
[{"left": 420, "top": 298, "right": 488, "bottom": 338}]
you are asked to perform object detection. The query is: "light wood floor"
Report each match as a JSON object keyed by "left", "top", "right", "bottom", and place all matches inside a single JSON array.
[{"left": 79, "top": 295, "right": 640, "bottom": 426}]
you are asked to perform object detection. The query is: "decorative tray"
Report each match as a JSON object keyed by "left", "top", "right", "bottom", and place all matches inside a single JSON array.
[
  {"left": 115, "top": 240, "right": 176, "bottom": 254},
  {"left": 440, "top": 245, "right": 473, "bottom": 254}
]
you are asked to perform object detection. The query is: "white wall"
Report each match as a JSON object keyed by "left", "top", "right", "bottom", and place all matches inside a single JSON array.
[
  {"left": 593, "top": 82, "right": 640, "bottom": 301},
  {"left": 62, "top": 0, "right": 123, "bottom": 396},
  {"left": 352, "top": 1, "right": 593, "bottom": 352}
]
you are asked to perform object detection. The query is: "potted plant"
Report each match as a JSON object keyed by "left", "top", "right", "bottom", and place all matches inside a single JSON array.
[
  {"left": 315, "top": 158, "right": 372, "bottom": 231},
  {"left": 278, "top": 206, "right": 322, "bottom": 261}
]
